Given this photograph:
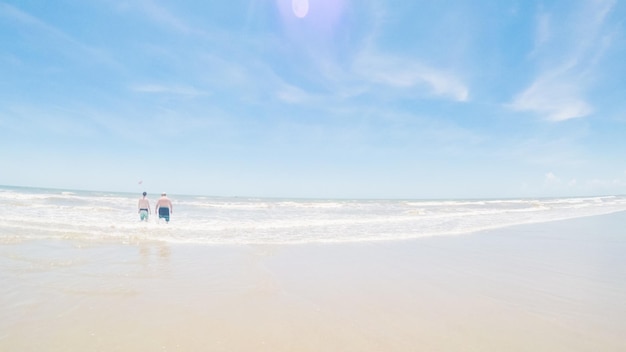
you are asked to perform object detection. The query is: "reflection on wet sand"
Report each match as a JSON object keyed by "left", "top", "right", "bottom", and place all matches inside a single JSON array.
[{"left": 139, "top": 241, "right": 171, "bottom": 263}]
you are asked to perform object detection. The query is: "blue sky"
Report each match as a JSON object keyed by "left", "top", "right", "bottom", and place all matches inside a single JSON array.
[{"left": 1, "top": 0, "right": 625, "bottom": 199}]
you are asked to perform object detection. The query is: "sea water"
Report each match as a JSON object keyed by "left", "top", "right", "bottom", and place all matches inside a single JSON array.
[{"left": 1, "top": 186, "right": 625, "bottom": 245}]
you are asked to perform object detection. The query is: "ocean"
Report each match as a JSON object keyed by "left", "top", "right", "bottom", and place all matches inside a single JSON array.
[
  {"left": 1, "top": 185, "right": 625, "bottom": 245},
  {"left": 3, "top": 185, "right": 626, "bottom": 351}
]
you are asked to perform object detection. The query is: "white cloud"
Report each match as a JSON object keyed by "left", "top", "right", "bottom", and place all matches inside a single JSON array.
[
  {"left": 544, "top": 172, "right": 577, "bottom": 188},
  {"left": 544, "top": 172, "right": 560, "bottom": 184}
]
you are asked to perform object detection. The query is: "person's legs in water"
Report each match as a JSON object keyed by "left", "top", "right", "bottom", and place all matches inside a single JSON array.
[{"left": 158, "top": 207, "right": 170, "bottom": 222}]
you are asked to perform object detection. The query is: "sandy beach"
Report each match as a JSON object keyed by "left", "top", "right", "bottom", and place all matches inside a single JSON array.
[{"left": 1, "top": 211, "right": 625, "bottom": 351}]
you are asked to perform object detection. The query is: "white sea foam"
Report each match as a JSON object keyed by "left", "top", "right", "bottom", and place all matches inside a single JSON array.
[{"left": 1, "top": 186, "right": 625, "bottom": 245}]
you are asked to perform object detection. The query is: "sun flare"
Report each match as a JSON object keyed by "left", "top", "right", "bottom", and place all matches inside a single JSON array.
[{"left": 292, "top": 0, "right": 309, "bottom": 18}]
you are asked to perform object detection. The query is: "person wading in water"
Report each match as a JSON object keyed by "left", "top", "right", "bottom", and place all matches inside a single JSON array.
[
  {"left": 138, "top": 192, "right": 151, "bottom": 221},
  {"left": 155, "top": 192, "right": 173, "bottom": 223}
]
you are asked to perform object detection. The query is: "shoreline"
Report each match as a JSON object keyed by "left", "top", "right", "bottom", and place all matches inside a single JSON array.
[
  {"left": 3, "top": 185, "right": 626, "bottom": 245},
  {"left": 1, "top": 212, "right": 625, "bottom": 351}
]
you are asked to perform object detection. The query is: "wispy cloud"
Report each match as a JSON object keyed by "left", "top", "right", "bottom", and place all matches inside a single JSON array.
[
  {"left": 0, "top": 2, "right": 60, "bottom": 34},
  {"left": 353, "top": 50, "right": 469, "bottom": 102},
  {"left": 0, "top": 2, "right": 118, "bottom": 67},
  {"left": 275, "top": 84, "right": 313, "bottom": 104},
  {"left": 130, "top": 0, "right": 193, "bottom": 34},
  {"left": 509, "top": 0, "right": 616, "bottom": 121},
  {"left": 531, "top": 11, "right": 551, "bottom": 54},
  {"left": 259, "top": 0, "right": 469, "bottom": 104},
  {"left": 0, "top": 3, "right": 84, "bottom": 53},
  {"left": 131, "top": 84, "right": 210, "bottom": 97},
  {"left": 509, "top": 77, "right": 592, "bottom": 122}
]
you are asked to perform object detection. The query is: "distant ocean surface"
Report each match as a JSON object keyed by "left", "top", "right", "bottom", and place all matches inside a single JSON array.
[{"left": 1, "top": 186, "right": 625, "bottom": 245}]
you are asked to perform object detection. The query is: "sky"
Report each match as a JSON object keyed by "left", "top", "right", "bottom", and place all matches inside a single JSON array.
[{"left": 1, "top": 0, "right": 625, "bottom": 199}]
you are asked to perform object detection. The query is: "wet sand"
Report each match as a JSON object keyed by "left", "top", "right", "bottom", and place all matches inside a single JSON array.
[{"left": 1, "top": 212, "right": 625, "bottom": 351}]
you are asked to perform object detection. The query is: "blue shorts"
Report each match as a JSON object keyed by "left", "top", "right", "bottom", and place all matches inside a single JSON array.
[
  {"left": 158, "top": 207, "right": 170, "bottom": 222},
  {"left": 139, "top": 209, "right": 149, "bottom": 221}
]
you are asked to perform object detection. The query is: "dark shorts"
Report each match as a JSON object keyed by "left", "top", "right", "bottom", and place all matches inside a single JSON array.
[{"left": 158, "top": 207, "right": 170, "bottom": 222}]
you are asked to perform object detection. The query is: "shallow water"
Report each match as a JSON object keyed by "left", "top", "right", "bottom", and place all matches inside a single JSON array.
[{"left": 1, "top": 186, "right": 626, "bottom": 244}]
